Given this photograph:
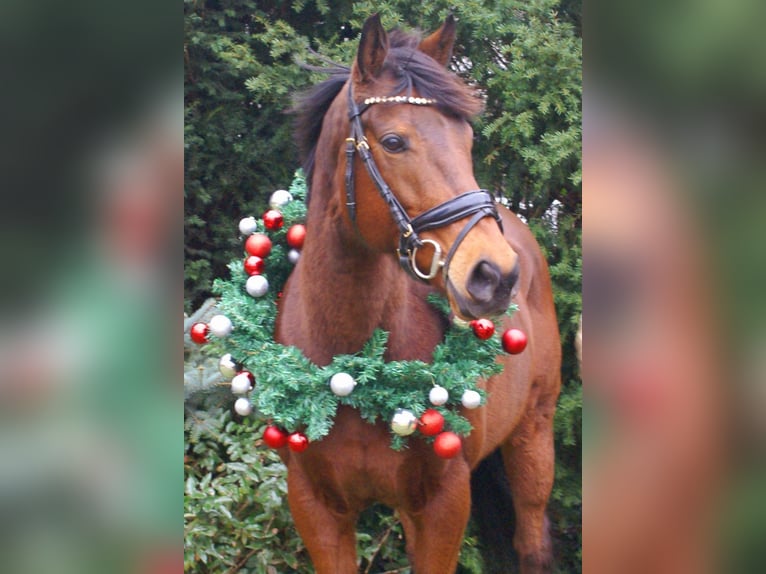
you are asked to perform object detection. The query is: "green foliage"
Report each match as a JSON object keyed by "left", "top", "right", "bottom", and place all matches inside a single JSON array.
[
  {"left": 185, "top": 0, "right": 581, "bottom": 571},
  {"left": 184, "top": 407, "right": 311, "bottom": 573}
]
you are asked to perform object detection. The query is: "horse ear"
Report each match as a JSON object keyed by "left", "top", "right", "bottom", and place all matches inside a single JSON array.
[
  {"left": 355, "top": 13, "right": 389, "bottom": 82},
  {"left": 418, "top": 14, "right": 456, "bottom": 66}
]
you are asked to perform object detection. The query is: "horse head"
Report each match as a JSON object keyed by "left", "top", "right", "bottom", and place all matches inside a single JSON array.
[{"left": 345, "top": 14, "right": 519, "bottom": 319}]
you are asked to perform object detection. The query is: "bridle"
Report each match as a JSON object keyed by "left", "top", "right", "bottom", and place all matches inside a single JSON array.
[{"left": 345, "top": 85, "right": 503, "bottom": 283}]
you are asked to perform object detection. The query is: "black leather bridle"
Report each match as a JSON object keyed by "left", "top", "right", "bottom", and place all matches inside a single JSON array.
[{"left": 345, "top": 85, "right": 503, "bottom": 283}]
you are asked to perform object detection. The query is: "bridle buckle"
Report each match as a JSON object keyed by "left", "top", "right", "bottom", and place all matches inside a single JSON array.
[{"left": 410, "top": 239, "right": 444, "bottom": 281}]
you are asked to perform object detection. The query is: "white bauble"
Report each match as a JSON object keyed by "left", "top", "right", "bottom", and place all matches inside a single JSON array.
[
  {"left": 329, "top": 372, "right": 356, "bottom": 397},
  {"left": 231, "top": 372, "right": 254, "bottom": 395},
  {"left": 269, "top": 189, "right": 293, "bottom": 209},
  {"left": 208, "top": 314, "right": 233, "bottom": 337},
  {"left": 218, "top": 354, "right": 239, "bottom": 379},
  {"left": 234, "top": 398, "right": 253, "bottom": 416},
  {"left": 245, "top": 275, "right": 269, "bottom": 297},
  {"left": 429, "top": 385, "right": 449, "bottom": 406},
  {"left": 391, "top": 409, "right": 418, "bottom": 436},
  {"left": 238, "top": 216, "right": 258, "bottom": 236},
  {"left": 461, "top": 389, "right": 482, "bottom": 409},
  {"left": 288, "top": 248, "right": 301, "bottom": 264}
]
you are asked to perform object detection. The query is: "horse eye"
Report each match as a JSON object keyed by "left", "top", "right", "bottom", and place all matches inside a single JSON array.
[{"left": 380, "top": 134, "right": 407, "bottom": 153}]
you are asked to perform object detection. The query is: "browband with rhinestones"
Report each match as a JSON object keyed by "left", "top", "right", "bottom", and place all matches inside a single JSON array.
[{"left": 363, "top": 96, "right": 437, "bottom": 106}]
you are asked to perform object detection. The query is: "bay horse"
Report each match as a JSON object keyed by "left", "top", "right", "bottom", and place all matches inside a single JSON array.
[{"left": 275, "top": 14, "right": 561, "bottom": 573}]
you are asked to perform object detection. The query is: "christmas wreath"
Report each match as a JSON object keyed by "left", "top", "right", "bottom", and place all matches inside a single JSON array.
[{"left": 189, "top": 171, "right": 526, "bottom": 458}]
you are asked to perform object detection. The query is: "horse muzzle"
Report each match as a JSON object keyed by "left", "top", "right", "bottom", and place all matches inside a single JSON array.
[{"left": 449, "top": 259, "right": 519, "bottom": 319}]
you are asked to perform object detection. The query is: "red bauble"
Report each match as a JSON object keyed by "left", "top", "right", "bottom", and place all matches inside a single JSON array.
[
  {"left": 286, "top": 224, "right": 307, "bottom": 249},
  {"left": 189, "top": 322, "right": 209, "bottom": 344},
  {"left": 287, "top": 432, "right": 309, "bottom": 452},
  {"left": 263, "top": 425, "right": 289, "bottom": 449},
  {"left": 245, "top": 233, "right": 272, "bottom": 258},
  {"left": 433, "top": 431, "right": 462, "bottom": 458},
  {"left": 470, "top": 318, "right": 495, "bottom": 340},
  {"left": 419, "top": 409, "right": 445, "bottom": 436},
  {"left": 262, "top": 209, "right": 284, "bottom": 230},
  {"left": 502, "top": 328, "right": 528, "bottom": 354},
  {"left": 243, "top": 255, "right": 264, "bottom": 275}
]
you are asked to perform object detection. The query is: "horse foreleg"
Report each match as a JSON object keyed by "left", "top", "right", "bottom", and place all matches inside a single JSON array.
[
  {"left": 399, "top": 458, "right": 472, "bottom": 574},
  {"left": 286, "top": 468, "right": 359, "bottom": 574},
  {"left": 501, "top": 395, "right": 557, "bottom": 574}
]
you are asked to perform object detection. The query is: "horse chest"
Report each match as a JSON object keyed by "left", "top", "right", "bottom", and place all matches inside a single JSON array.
[{"left": 289, "top": 407, "right": 449, "bottom": 511}]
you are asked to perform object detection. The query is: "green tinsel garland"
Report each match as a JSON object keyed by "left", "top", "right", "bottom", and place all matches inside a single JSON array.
[{"left": 212, "top": 170, "right": 514, "bottom": 449}]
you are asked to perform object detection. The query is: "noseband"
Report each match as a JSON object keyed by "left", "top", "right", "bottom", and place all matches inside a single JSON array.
[{"left": 345, "top": 86, "right": 503, "bottom": 283}]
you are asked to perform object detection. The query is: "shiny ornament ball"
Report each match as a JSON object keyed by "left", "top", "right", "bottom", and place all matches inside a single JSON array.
[
  {"left": 287, "top": 432, "right": 309, "bottom": 452},
  {"left": 269, "top": 189, "right": 293, "bottom": 209},
  {"left": 234, "top": 398, "right": 253, "bottom": 416},
  {"left": 263, "top": 426, "right": 289, "bottom": 449},
  {"left": 208, "top": 314, "right": 233, "bottom": 338},
  {"left": 429, "top": 385, "right": 449, "bottom": 406},
  {"left": 461, "top": 389, "right": 482, "bottom": 409},
  {"left": 286, "top": 224, "right": 307, "bottom": 249},
  {"left": 246, "top": 275, "right": 269, "bottom": 297},
  {"left": 391, "top": 409, "right": 418, "bottom": 436},
  {"left": 433, "top": 431, "right": 462, "bottom": 458},
  {"left": 502, "top": 328, "right": 528, "bottom": 354},
  {"left": 189, "top": 322, "right": 209, "bottom": 344},
  {"left": 288, "top": 249, "right": 301, "bottom": 264},
  {"left": 470, "top": 318, "right": 495, "bottom": 340},
  {"left": 218, "top": 354, "right": 240, "bottom": 379},
  {"left": 231, "top": 371, "right": 254, "bottom": 395},
  {"left": 419, "top": 409, "right": 445, "bottom": 436},
  {"left": 243, "top": 255, "right": 264, "bottom": 276},
  {"left": 329, "top": 372, "right": 356, "bottom": 397},
  {"left": 238, "top": 216, "right": 258, "bottom": 236},
  {"left": 262, "top": 209, "right": 284, "bottom": 230},
  {"left": 245, "top": 233, "right": 272, "bottom": 258}
]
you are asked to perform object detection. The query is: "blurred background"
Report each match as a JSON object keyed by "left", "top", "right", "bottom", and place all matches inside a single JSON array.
[
  {"left": 585, "top": 0, "right": 766, "bottom": 571},
  {"left": 0, "top": 0, "right": 180, "bottom": 573}
]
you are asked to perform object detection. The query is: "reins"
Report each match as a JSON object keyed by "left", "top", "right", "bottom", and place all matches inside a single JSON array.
[{"left": 345, "top": 85, "right": 503, "bottom": 283}]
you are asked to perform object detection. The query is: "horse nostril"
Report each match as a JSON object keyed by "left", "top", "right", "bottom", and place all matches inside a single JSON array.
[{"left": 466, "top": 260, "right": 501, "bottom": 303}]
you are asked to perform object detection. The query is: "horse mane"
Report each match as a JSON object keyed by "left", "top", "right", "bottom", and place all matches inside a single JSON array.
[{"left": 291, "top": 28, "right": 484, "bottom": 195}]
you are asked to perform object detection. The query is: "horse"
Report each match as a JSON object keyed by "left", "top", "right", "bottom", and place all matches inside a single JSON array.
[{"left": 274, "top": 14, "right": 561, "bottom": 573}]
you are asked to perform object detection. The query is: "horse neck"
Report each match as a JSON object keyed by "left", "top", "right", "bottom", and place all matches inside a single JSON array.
[
  {"left": 295, "top": 95, "right": 413, "bottom": 360},
  {"left": 299, "top": 221, "right": 408, "bottom": 354}
]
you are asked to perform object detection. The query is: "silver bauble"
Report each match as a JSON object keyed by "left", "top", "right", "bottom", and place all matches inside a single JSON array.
[
  {"left": 329, "top": 372, "right": 356, "bottom": 397},
  {"left": 231, "top": 372, "right": 254, "bottom": 395},
  {"left": 208, "top": 314, "right": 233, "bottom": 337},
  {"left": 234, "top": 397, "right": 253, "bottom": 416},
  {"left": 269, "top": 189, "right": 293, "bottom": 209},
  {"left": 429, "top": 385, "right": 449, "bottom": 406},
  {"left": 238, "top": 216, "right": 258, "bottom": 236},
  {"left": 218, "top": 353, "right": 239, "bottom": 378},
  {"left": 390, "top": 408, "right": 418, "bottom": 436},
  {"left": 461, "top": 389, "right": 482, "bottom": 409},
  {"left": 288, "top": 248, "right": 301, "bottom": 264},
  {"left": 245, "top": 275, "right": 269, "bottom": 297}
]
